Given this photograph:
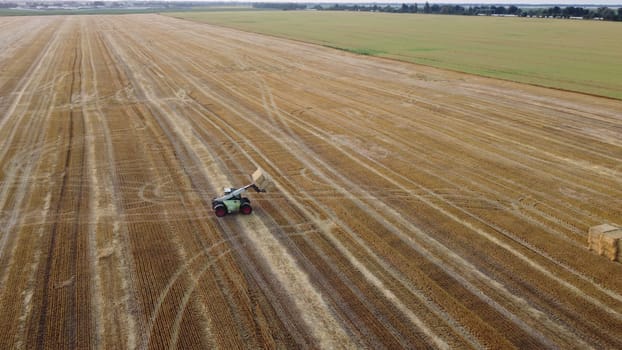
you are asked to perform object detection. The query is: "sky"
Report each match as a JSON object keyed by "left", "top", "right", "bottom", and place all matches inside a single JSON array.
[
  {"left": 172, "top": 0, "right": 622, "bottom": 5},
  {"left": 287, "top": 0, "right": 622, "bottom": 4},
  {"left": 179, "top": 0, "right": 622, "bottom": 4},
  {"left": 12, "top": 0, "right": 622, "bottom": 5},
  {"left": 267, "top": 0, "right": 622, "bottom": 3}
]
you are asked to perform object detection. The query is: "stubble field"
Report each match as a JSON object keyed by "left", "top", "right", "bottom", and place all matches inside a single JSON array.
[{"left": 0, "top": 14, "right": 621, "bottom": 349}]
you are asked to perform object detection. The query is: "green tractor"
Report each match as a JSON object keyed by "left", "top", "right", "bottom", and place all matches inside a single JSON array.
[
  {"left": 212, "top": 169, "right": 269, "bottom": 217},
  {"left": 212, "top": 185, "right": 263, "bottom": 217}
]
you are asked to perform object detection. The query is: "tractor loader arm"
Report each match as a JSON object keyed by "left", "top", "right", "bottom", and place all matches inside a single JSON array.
[{"left": 212, "top": 183, "right": 264, "bottom": 203}]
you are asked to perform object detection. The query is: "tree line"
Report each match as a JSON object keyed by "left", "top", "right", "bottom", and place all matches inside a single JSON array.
[
  {"left": 316, "top": 3, "right": 622, "bottom": 21},
  {"left": 253, "top": 3, "right": 308, "bottom": 10}
]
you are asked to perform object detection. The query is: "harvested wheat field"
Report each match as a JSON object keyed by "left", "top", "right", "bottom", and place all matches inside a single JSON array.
[{"left": 0, "top": 14, "right": 621, "bottom": 349}]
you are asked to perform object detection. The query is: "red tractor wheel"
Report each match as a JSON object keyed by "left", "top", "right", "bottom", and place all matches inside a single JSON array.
[
  {"left": 240, "top": 203, "right": 253, "bottom": 215},
  {"left": 214, "top": 204, "right": 227, "bottom": 217}
]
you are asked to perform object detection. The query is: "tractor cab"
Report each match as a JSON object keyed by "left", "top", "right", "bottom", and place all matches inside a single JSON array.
[{"left": 224, "top": 187, "right": 242, "bottom": 200}]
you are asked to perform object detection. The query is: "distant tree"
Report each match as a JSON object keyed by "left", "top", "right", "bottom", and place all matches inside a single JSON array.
[
  {"left": 552, "top": 6, "right": 562, "bottom": 16},
  {"left": 491, "top": 6, "right": 506, "bottom": 15},
  {"left": 562, "top": 6, "right": 572, "bottom": 17},
  {"left": 317, "top": 2, "right": 619, "bottom": 21},
  {"left": 440, "top": 5, "right": 458, "bottom": 14},
  {"left": 596, "top": 7, "right": 616, "bottom": 20}
]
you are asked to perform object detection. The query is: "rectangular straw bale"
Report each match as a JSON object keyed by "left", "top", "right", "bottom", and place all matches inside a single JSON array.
[
  {"left": 601, "top": 230, "right": 622, "bottom": 262},
  {"left": 588, "top": 224, "right": 620, "bottom": 254},
  {"left": 587, "top": 231, "right": 601, "bottom": 253},
  {"left": 251, "top": 168, "right": 271, "bottom": 190}
]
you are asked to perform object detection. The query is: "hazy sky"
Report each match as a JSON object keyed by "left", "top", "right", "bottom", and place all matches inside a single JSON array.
[
  {"left": 279, "top": 0, "right": 622, "bottom": 3},
  {"left": 22, "top": 0, "right": 622, "bottom": 5},
  {"left": 222, "top": 0, "right": 622, "bottom": 4},
  {"left": 214, "top": 0, "right": 622, "bottom": 5}
]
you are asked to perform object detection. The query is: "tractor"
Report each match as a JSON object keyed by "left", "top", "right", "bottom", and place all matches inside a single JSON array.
[{"left": 211, "top": 168, "right": 269, "bottom": 217}]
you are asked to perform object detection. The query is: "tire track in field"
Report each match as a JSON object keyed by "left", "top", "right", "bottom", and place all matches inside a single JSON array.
[
  {"left": 188, "top": 87, "right": 568, "bottom": 348},
  {"left": 127, "top": 27, "right": 471, "bottom": 346},
  {"left": 177, "top": 103, "right": 424, "bottom": 347},
  {"left": 0, "top": 19, "right": 69, "bottom": 348},
  {"left": 143, "top": 84, "right": 354, "bottom": 349},
  {"left": 349, "top": 77, "right": 622, "bottom": 201},
  {"left": 294, "top": 77, "right": 620, "bottom": 237},
  {"left": 263, "top": 84, "right": 622, "bottom": 314},
  {"left": 165, "top": 38, "right": 620, "bottom": 348},
  {"left": 290, "top": 78, "right": 622, "bottom": 308},
  {"left": 187, "top": 19, "right": 622, "bottom": 181},
  {"left": 70, "top": 13, "right": 622, "bottom": 348},
  {"left": 30, "top": 20, "right": 97, "bottom": 348},
  {"left": 250, "top": 74, "right": 469, "bottom": 347},
  {"left": 232, "top": 52, "right": 620, "bottom": 300},
  {"left": 268, "top": 63, "right": 622, "bottom": 213},
  {"left": 278, "top": 94, "right": 619, "bottom": 300},
  {"left": 0, "top": 20, "right": 63, "bottom": 249},
  {"left": 274, "top": 93, "right": 615, "bottom": 344},
  {"left": 184, "top": 94, "right": 536, "bottom": 347},
  {"left": 161, "top": 17, "right": 620, "bottom": 239},
  {"left": 124, "top": 21, "right": 596, "bottom": 348},
  {"left": 3, "top": 14, "right": 621, "bottom": 349},
  {"left": 0, "top": 17, "right": 57, "bottom": 96},
  {"left": 83, "top": 20, "right": 155, "bottom": 349},
  {"left": 79, "top": 21, "right": 111, "bottom": 346},
  {"left": 100, "top": 21, "right": 334, "bottom": 348},
  {"left": 0, "top": 18, "right": 68, "bottom": 326},
  {"left": 227, "top": 26, "right": 622, "bottom": 208},
  {"left": 130, "top": 30, "right": 472, "bottom": 348},
  {"left": 98, "top": 30, "right": 186, "bottom": 350},
  {"left": 156, "top": 17, "right": 622, "bottom": 346}
]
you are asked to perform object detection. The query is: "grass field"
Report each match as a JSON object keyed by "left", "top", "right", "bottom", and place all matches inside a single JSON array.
[{"left": 168, "top": 11, "right": 622, "bottom": 99}]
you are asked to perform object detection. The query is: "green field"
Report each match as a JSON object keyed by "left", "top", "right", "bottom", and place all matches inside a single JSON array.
[{"left": 168, "top": 11, "right": 622, "bottom": 99}]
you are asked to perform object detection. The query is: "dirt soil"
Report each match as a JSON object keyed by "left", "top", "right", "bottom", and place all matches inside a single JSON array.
[{"left": 0, "top": 14, "right": 621, "bottom": 349}]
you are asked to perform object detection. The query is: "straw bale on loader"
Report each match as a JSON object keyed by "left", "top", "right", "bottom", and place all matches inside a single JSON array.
[{"left": 252, "top": 168, "right": 272, "bottom": 191}]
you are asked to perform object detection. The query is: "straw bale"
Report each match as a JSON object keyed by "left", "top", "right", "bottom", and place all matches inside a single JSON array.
[
  {"left": 601, "top": 230, "right": 622, "bottom": 262},
  {"left": 588, "top": 224, "right": 617, "bottom": 252},
  {"left": 251, "top": 168, "right": 272, "bottom": 191},
  {"left": 587, "top": 231, "right": 601, "bottom": 253},
  {"left": 588, "top": 224, "right": 622, "bottom": 262}
]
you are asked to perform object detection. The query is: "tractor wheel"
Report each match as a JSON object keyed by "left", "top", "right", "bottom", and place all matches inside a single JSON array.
[
  {"left": 240, "top": 203, "right": 253, "bottom": 215},
  {"left": 214, "top": 203, "right": 227, "bottom": 217}
]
